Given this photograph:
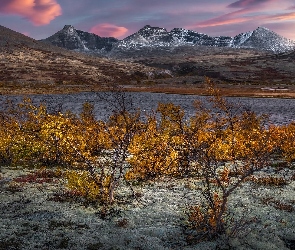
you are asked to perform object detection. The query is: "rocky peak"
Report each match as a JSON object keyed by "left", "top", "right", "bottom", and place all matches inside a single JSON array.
[
  {"left": 63, "top": 25, "right": 74, "bottom": 30},
  {"left": 255, "top": 26, "right": 270, "bottom": 32},
  {"left": 252, "top": 26, "right": 277, "bottom": 38},
  {"left": 40, "top": 25, "right": 118, "bottom": 52},
  {"left": 137, "top": 25, "right": 168, "bottom": 37},
  {"left": 232, "top": 26, "right": 295, "bottom": 53},
  {"left": 62, "top": 25, "right": 76, "bottom": 34}
]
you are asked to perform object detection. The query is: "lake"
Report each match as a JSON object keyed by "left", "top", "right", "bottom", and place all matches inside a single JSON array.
[{"left": 0, "top": 92, "right": 294, "bottom": 125}]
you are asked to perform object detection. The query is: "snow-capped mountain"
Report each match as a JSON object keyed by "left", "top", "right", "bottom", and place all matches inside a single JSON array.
[
  {"left": 116, "top": 25, "right": 295, "bottom": 53},
  {"left": 232, "top": 27, "right": 295, "bottom": 53},
  {"left": 116, "top": 25, "right": 233, "bottom": 48},
  {"left": 41, "top": 25, "right": 295, "bottom": 54},
  {"left": 40, "top": 25, "right": 118, "bottom": 52}
]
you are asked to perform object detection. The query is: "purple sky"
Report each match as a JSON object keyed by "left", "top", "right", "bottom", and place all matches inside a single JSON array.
[{"left": 0, "top": 0, "right": 295, "bottom": 40}]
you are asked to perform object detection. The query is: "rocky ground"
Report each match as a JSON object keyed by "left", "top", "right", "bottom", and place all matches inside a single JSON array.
[{"left": 0, "top": 165, "right": 295, "bottom": 250}]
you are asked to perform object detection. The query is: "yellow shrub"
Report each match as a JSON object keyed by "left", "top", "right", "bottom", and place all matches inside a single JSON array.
[
  {"left": 280, "top": 123, "right": 295, "bottom": 161},
  {"left": 66, "top": 170, "right": 110, "bottom": 203}
]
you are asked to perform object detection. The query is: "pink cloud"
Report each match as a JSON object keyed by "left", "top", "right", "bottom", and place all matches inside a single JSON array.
[
  {"left": 90, "top": 23, "right": 128, "bottom": 38},
  {"left": 193, "top": 0, "right": 282, "bottom": 29},
  {"left": 195, "top": 8, "right": 255, "bottom": 28},
  {"left": 266, "top": 12, "right": 295, "bottom": 21},
  {"left": 0, "top": 0, "right": 62, "bottom": 25},
  {"left": 196, "top": 17, "right": 251, "bottom": 28},
  {"left": 228, "top": 0, "right": 273, "bottom": 8}
]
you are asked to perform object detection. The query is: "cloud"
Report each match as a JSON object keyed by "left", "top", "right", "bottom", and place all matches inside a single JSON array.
[
  {"left": 266, "top": 12, "right": 295, "bottom": 21},
  {"left": 228, "top": 0, "right": 272, "bottom": 8},
  {"left": 90, "top": 23, "right": 128, "bottom": 38},
  {"left": 194, "top": 0, "right": 280, "bottom": 28},
  {"left": 195, "top": 8, "right": 254, "bottom": 28},
  {"left": 0, "top": 0, "right": 62, "bottom": 25}
]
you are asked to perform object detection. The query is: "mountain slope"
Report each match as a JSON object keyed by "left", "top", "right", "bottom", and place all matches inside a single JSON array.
[{"left": 0, "top": 25, "right": 160, "bottom": 91}]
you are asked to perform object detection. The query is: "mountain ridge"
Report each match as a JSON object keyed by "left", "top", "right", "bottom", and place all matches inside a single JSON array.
[{"left": 41, "top": 25, "right": 295, "bottom": 54}]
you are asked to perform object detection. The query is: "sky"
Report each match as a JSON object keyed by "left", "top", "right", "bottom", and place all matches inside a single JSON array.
[{"left": 0, "top": 0, "right": 295, "bottom": 40}]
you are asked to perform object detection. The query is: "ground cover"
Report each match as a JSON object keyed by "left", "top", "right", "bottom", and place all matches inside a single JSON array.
[{"left": 0, "top": 165, "right": 294, "bottom": 250}]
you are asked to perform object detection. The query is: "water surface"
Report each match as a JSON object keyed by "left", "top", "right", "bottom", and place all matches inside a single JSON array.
[{"left": 0, "top": 92, "right": 294, "bottom": 125}]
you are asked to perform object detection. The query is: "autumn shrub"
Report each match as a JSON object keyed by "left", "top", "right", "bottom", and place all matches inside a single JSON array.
[
  {"left": 279, "top": 122, "right": 295, "bottom": 162},
  {"left": 66, "top": 170, "right": 110, "bottom": 203},
  {"left": 127, "top": 79, "right": 284, "bottom": 241},
  {"left": 184, "top": 84, "right": 281, "bottom": 241},
  {"left": 38, "top": 111, "right": 83, "bottom": 166},
  {"left": 65, "top": 92, "right": 145, "bottom": 205},
  {"left": 127, "top": 103, "right": 188, "bottom": 181},
  {"left": 0, "top": 98, "right": 100, "bottom": 168},
  {"left": 187, "top": 192, "right": 225, "bottom": 241},
  {"left": 0, "top": 94, "right": 144, "bottom": 205},
  {"left": 0, "top": 98, "right": 46, "bottom": 166},
  {"left": 0, "top": 115, "right": 15, "bottom": 165}
]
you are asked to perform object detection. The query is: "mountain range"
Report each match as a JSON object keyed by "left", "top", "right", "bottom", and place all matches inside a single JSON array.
[{"left": 41, "top": 25, "right": 295, "bottom": 54}]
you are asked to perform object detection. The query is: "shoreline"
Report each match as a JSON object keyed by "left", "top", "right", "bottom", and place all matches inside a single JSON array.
[{"left": 1, "top": 83, "right": 295, "bottom": 99}]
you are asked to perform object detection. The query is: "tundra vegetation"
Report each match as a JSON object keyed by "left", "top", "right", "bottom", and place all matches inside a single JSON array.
[{"left": 0, "top": 79, "right": 294, "bottom": 244}]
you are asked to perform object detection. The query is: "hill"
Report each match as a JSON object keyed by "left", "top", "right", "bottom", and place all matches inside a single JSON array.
[{"left": 0, "top": 25, "right": 160, "bottom": 94}]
